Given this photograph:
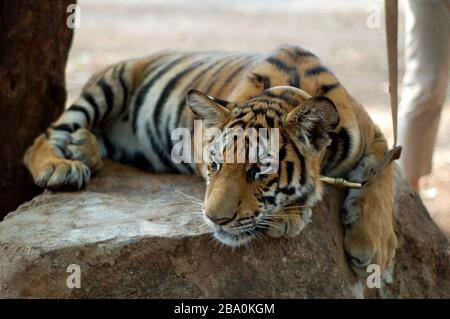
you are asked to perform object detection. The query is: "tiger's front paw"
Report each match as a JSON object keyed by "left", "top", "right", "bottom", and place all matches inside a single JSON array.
[
  {"left": 34, "top": 158, "right": 91, "bottom": 190},
  {"left": 24, "top": 129, "right": 100, "bottom": 191},
  {"left": 266, "top": 207, "right": 312, "bottom": 238}
]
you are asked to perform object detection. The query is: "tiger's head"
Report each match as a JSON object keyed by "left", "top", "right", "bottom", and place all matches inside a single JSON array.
[{"left": 187, "top": 86, "right": 340, "bottom": 247}]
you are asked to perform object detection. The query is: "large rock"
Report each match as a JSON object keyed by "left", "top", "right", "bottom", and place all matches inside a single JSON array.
[{"left": 0, "top": 160, "right": 448, "bottom": 298}]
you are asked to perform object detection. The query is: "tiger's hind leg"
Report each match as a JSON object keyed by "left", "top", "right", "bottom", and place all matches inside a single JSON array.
[
  {"left": 24, "top": 62, "right": 131, "bottom": 190},
  {"left": 341, "top": 129, "right": 397, "bottom": 292}
]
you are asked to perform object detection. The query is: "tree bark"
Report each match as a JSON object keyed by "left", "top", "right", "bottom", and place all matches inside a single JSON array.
[{"left": 0, "top": 1, "right": 75, "bottom": 218}]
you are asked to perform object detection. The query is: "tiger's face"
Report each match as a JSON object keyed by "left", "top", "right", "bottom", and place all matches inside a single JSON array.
[{"left": 187, "top": 87, "right": 339, "bottom": 247}]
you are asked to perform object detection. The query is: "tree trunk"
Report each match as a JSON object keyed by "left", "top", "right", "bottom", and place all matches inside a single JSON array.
[{"left": 0, "top": 0, "right": 75, "bottom": 219}]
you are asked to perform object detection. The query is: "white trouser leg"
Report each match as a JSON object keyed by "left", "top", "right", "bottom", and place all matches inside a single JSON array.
[{"left": 398, "top": 0, "right": 450, "bottom": 180}]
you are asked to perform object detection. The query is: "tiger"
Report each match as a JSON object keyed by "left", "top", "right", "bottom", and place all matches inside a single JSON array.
[{"left": 24, "top": 45, "right": 397, "bottom": 284}]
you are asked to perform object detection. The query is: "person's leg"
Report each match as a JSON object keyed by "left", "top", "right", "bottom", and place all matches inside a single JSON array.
[{"left": 398, "top": 0, "right": 450, "bottom": 193}]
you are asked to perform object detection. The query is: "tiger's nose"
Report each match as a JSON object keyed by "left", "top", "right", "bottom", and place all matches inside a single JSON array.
[{"left": 205, "top": 212, "right": 236, "bottom": 225}]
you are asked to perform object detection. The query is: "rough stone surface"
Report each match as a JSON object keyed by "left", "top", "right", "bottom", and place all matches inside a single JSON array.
[{"left": 0, "top": 160, "right": 448, "bottom": 298}]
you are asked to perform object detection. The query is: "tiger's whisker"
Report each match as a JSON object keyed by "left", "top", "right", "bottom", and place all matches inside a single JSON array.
[{"left": 175, "top": 189, "right": 203, "bottom": 205}]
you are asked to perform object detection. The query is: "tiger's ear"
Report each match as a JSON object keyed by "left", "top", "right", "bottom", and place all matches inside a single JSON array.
[
  {"left": 284, "top": 96, "right": 340, "bottom": 154},
  {"left": 187, "top": 90, "right": 231, "bottom": 128}
]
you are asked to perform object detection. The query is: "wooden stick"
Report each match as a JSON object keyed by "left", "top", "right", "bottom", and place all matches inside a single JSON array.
[{"left": 320, "top": 176, "right": 362, "bottom": 189}]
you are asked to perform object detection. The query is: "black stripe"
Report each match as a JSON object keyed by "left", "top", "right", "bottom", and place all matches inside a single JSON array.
[
  {"left": 97, "top": 79, "right": 114, "bottom": 122},
  {"left": 299, "top": 155, "right": 306, "bottom": 186},
  {"left": 174, "top": 57, "right": 223, "bottom": 132},
  {"left": 265, "top": 177, "right": 279, "bottom": 189},
  {"left": 305, "top": 65, "right": 330, "bottom": 77},
  {"left": 281, "top": 46, "right": 316, "bottom": 60},
  {"left": 267, "top": 57, "right": 299, "bottom": 87},
  {"left": 250, "top": 72, "right": 271, "bottom": 90},
  {"left": 251, "top": 108, "right": 268, "bottom": 116},
  {"left": 264, "top": 196, "right": 276, "bottom": 206},
  {"left": 211, "top": 97, "right": 230, "bottom": 108},
  {"left": 153, "top": 60, "right": 206, "bottom": 144},
  {"left": 347, "top": 152, "right": 366, "bottom": 177},
  {"left": 234, "top": 111, "right": 246, "bottom": 119},
  {"left": 297, "top": 51, "right": 316, "bottom": 58},
  {"left": 118, "top": 63, "right": 129, "bottom": 115},
  {"left": 188, "top": 59, "right": 220, "bottom": 91},
  {"left": 82, "top": 92, "right": 100, "bottom": 128},
  {"left": 262, "top": 92, "right": 300, "bottom": 107},
  {"left": 292, "top": 47, "right": 317, "bottom": 59},
  {"left": 102, "top": 134, "right": 116, "bottom": 158},
  {"left": 289, "top": 73, "right": 300, "bottom": 87},
  {"left": 52, "top": 124, "right": 74, "bottom": 133},
  {"left": 217, "top": 57, "right": 251, "bottom": 93},
  {"left": 279, "top": 187, "right": 296, "bottom": 195},
  {"left": 285, "top": 161, "right": 295, "bottom": 185},
  {"left": 290, "top": 144, "right": 306, "bottom": 185},
  {"left": 278, "top": 146, "right": 287, "bottom": 161},
  {"left": 267, "top": 57, "right": 291, "bottom": 73},
  {"left": 279, "top": 48, "right": 297, "bottom": 61},
  {"left": 320, "top": 83, "right": 340, "bottom": 95},
  {"left": 252, "top": 123, "right": 264, "bottom": 131},
  {"left": 54, "top": 144, "right": 66, "bottom": 156},
  {"left": 204, "top": 56, "right": 238, "bottom": 95},
  {"left": 68, "top": 105, "right": 91, "bottom": 127},
  {"left": 265, "top": 116, "right": 275, "bottom": 127},
  {"left": 172, "top": 59, "right": 217, "bottom": 133},
  {"left": 334, "top": 128, "right": 351, "bottom": 169},
  {"left": 256, "top": 106, "right": 283, "bottom": 118},
  {"left": 228, "top": 120, "right": 246, "bottom": 128},
  {"left": 145, "top": 122, "right": 180, "bottom": 172},
  {"left": 166, "top": 60, "right": 217, "bottom": 170},
  {"left": 250, "top": 107, "right": 282, "bottom": 121},
  {"left": 133, "top": 55, "right": 189, "bottom": 135},
  {"left": 129, "top": 62, "right": 164, "bottom": 127}
]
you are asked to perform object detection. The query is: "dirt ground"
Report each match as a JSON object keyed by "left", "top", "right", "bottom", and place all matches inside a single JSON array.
[{"left": 66, "top": 0, "right": 450, "bottom": 237}]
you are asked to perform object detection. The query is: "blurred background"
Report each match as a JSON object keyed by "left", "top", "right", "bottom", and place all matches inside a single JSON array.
[{"left": 66, "top": 0, "right": 450, "bottom": 237}]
